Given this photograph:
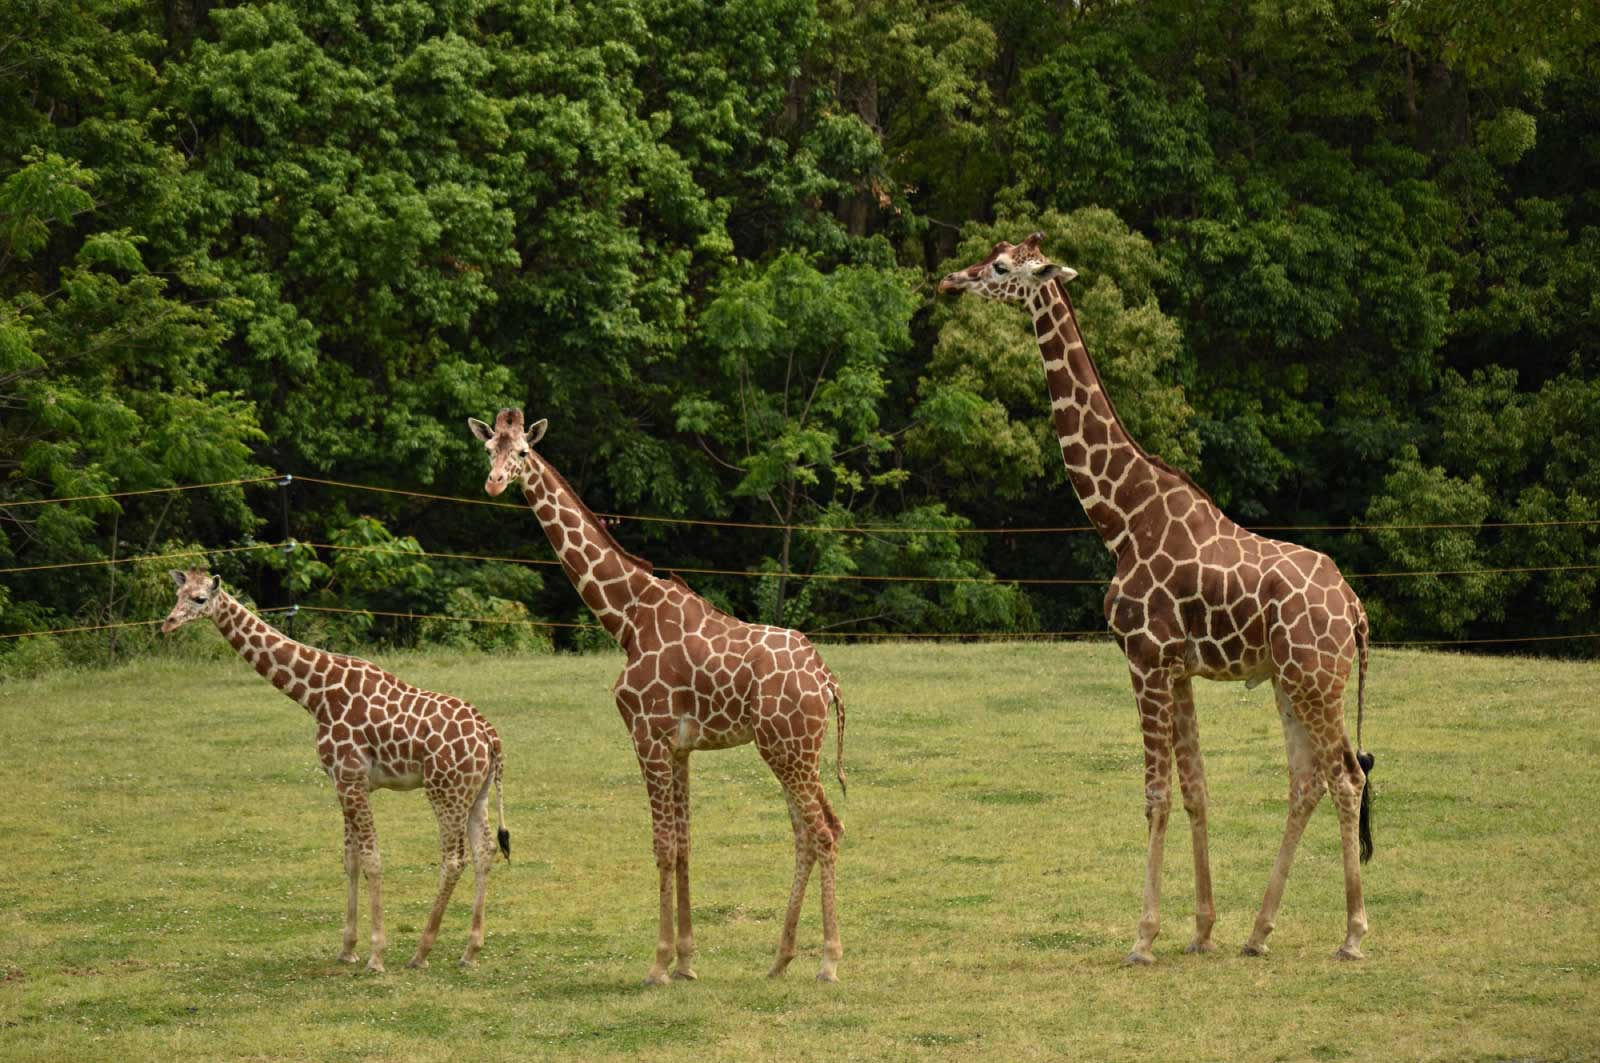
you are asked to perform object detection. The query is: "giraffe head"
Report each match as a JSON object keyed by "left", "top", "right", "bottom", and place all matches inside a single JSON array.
[
  {"left": 937, "top": 232, "right": 1078, "bottom": 303},
  {"left": 162, "top": 568, "right": 222, "bottom": 632},
  {"left": 467, "top": 407, "right": 549, "bottom": 497}
]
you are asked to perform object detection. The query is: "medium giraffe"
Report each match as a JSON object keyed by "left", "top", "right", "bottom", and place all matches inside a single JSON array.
[
  {"left": 939, "top": 233, "right": 1375, "bottom": 962},
  {"left": 161, "top": 568, "right": 511, "bottom": 972},
  {"left": 469, "top": 409, "right": 847, "bottom": 983}
]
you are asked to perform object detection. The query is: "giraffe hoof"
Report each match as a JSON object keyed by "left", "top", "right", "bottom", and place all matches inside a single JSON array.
[
  {"left": 671, "top": 968, "right": 697, "bottom": 982},
  {"left": 406, "top": 956, "right": 429, "bottom": 971},
  {"left": 1334, "top": 945, "right": 1365, "bottom": 961},
  {"left": 1123, "top": 950, "right": 1156, "bottom": 967},
  {"left": 365, "top": 961, "right": 386, "bottom": 975},
  {"left": 1184, "top": 940, "right": 1217, "bottom": 955},
  {"left": 642, "top": 971, "right": 672, "bottom": 987},
  {"left": 816, "top": 969, "right": 839, "bottom": 984},
  {"left": 1240, "top": 942, "right": 1269, "bottom": 958},
  {"left": 336, "top": 951, "right": 360, "bottom": 965}
]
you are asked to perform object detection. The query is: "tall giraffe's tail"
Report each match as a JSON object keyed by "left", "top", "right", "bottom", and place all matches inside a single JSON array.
[
  {"left": 493, "top": 735, "right": 511, "bottom": 863},
  {"left": 831, "top": 679, "right": 847, "bottom": 799},
  {"left": 1355, "top": 612, "right": 1375, "bottom": 864}
]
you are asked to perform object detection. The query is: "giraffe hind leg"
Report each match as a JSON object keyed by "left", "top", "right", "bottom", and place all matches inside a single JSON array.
[
  {"left": 460, "top": 771, "right": 496, "bottom": 968},
  {"left": 408, "top": 787, "right": 470, "bottom": 971},
  {"left": 1243, "top": 683, "right": 1324, "bottom": 956},
  {"left": 768, "top": 792, "right": 813, "bottom": 979}
]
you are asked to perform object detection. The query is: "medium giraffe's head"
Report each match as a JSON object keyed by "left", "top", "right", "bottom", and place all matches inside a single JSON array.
[
  {"left": 162, "top": 568, "right": 222, "bottom": 633},
  {"left": 937, "top": 232, "right": 1079, "bottom": 303},
  {"left": 468, "top": 407, "right": 549, "bottom": 497}
]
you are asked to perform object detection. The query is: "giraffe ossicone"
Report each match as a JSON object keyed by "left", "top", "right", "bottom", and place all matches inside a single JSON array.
[
  {"left": 940, "top": 234, "right": 1375, "bottom": 963},
  {"left": 469, "top": 409, "right": 848, "bottom": 984},
  {"left": 162, "top": 568, "right": 511, "bottom": 973}
]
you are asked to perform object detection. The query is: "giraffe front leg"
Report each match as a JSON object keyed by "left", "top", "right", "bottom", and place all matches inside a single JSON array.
[
  {"left": 338, "top": 825, "right": 360, "bottom": 964},
  {"left": 337, "top": 781, "right": 387, "bottom": 973},
  {"left": 670, "top": 755, "right": 697, "bottom": 981},
  {"left": 1172, "top": 681, "right": 1217, "bottom": 955},
  {"left": 637, "top": 744, "right": 678, "bottom": 987},
  {"left": 1126, "top": 664, "right": 1176, "bottom": 966}
]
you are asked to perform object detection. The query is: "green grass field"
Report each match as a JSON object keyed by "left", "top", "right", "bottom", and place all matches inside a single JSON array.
[{"left": 2, "top": 642, "right": 1597, "bottom": 1062}]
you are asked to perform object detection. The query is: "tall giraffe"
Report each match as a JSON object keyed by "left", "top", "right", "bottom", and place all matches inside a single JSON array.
[
  {"left": 161, "top": 568, "right": 510, "bottom": 972},
  {"left": 469, "top": 408, "right": 847, "bottom": 983},
  {"left": 939, "top": 233, "right": 1375, "bottom": 963}
]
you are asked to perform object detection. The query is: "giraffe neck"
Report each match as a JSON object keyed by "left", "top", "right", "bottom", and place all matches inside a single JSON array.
[
  {"left": 521, "top": 458, "right": 655, "bottom": 643},
  {"left": 210, "top": 591, "right": 317, "bottom": 712},
  {"left": 1026, "top": 279, "right": 1168, "bottom": 556}
]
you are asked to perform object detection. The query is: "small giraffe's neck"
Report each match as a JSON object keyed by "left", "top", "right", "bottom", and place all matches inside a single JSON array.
[
  {"left": 521, "top": 458, "right": 656, "bottom": 643},
  {"left": 1026, "top": 279, "right": 1171, "bottom": 557},
  {"left": 210, "top": 592, "right": 317, "bottom": 711}
]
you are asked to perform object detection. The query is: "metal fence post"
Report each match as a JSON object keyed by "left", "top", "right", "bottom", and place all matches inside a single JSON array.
[{"left": 277, "top": 474, "right": 296, "bottom": 639}]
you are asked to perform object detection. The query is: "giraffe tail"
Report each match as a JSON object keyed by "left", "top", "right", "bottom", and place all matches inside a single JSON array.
[
  {"left": 1356, "top": 612, "right": 1374, "bottom": 864},
  {"left": 494, "top": 740, "right": 511, "bottom": 863},
  {"left": 832, "top": 683, "right": 847, "bottom": 799}
]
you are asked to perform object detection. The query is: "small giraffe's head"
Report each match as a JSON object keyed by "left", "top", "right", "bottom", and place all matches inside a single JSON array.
[
  {"left": 162, "top": 568, "right": 221, "bottom": 633},
  {"left": 468, "top": 407, "right": 549, "bottom": 497},
  {"left": 937, "top": 232, "right": 1078, "bottom": 303}
]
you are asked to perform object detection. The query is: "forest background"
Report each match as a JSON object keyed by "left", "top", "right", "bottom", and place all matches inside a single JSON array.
[{"left": 4, "top": 0, "right": 1598, "bottom": 671}]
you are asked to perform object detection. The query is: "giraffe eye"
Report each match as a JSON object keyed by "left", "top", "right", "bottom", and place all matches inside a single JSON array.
[
  {"left": 518, "top": 449, "right": 529, "bottom": 459},
  {"left": 192, "top": 595, "right": 207, "bottom": 604},
  {"left": 993, "top": 262, "right": 1010, "bottom": 275}
]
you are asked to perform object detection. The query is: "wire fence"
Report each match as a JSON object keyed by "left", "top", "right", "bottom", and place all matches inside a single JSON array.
[{"left": 3, "top": 474, "right": 1598, "bottom": 650}]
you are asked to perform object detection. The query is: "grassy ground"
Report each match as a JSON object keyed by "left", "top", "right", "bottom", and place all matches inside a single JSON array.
[{"left": 1, "top": 641, "right": 1597, "bottom": 1062}]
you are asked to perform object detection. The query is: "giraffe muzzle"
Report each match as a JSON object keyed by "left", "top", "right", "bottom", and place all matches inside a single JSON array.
[
  {"left": 485, "top": 477, "right": 507, "bottom": 498},
  {"left": 937, "top": 273, "right": 966, "bottom": 293}
]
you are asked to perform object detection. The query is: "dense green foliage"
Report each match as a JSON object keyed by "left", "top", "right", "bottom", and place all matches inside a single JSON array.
[{"left": 3, "top": 0, "right": 1597, "bottom": 667}]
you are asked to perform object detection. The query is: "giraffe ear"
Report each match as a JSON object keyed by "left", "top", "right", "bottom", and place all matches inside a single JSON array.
[
  {"left": 169, "top": 569, "right": 186, "bottom": 588},
  {"left": 1035, "top": 263, "right": 1078, "bottom": 284},
  {"left": 208, "top": 576, "right": 220, "bottom": 594},
  {"left": 524, "top": 418, "right": 548, "bottom": 447},
  {"left": 467, "top": 417, "right": 494, "bottom": 443}
]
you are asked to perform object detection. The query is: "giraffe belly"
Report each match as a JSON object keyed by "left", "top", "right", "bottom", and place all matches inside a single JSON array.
[
  {"left": 675, "top": 714, "right": 754, "bottom": 752},
  {"left": 367, "top": 761, "right": 423, "bottom": 791}
]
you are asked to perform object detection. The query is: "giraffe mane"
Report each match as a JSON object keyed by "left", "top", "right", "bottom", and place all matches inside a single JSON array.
[
  {"left": 534, "top": 459, "right": 656, "bottom": 577},
  {"left": 1052, "top": 277, "right": 1217, "bottom": 508}
]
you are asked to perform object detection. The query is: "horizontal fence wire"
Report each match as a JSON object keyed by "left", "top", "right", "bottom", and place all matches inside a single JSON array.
[
  {"left": 0, "top": 476, "right": 279, "bottom": 509},
  {"left": 3, "top": 473, "right": 1597, "bottom": 649},
  {"left": 5, "top": 614, "right": 1598, "bottom": 647},
  {"left": 7, "top": 537, "right": 1600, "bottom": 584}
]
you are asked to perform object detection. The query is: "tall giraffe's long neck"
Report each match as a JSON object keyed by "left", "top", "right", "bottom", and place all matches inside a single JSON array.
[
  {"left": 522, "top": 459, "right": 655, "bottom": 643},
  {"left": 210, "top": 592, "right": 317, "bottom": 711},
  {"left": 1026, "top": 279, "right": 1158, "bottom": 555}
]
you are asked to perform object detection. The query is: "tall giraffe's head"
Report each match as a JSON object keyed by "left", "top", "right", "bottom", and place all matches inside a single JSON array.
[
  {"left": 468, "top": 407, "right": 549, "bottom": 497},
  {"left": 937, "top": 232, "right": 1079, "bottom": 303},
  {"left": 162, "top": 568, "right": 222, "bottom": 632}
]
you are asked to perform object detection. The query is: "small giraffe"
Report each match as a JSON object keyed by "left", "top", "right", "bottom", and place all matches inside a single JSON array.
[
  {"left": 469, "top": 409, "right": 847, "bottom": 983},
  {"left": 939, "top": 234, "right": 1375, "bottom": 962},
  {"left": 161, "top": 568, "right": 511, "bottom": 972}
]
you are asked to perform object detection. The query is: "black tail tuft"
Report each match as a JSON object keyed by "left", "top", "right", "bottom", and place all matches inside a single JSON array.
[
  {"left": 1357, "top": 751, "right": 1375, "bottom": 864},
  {"left": 497, "top": 827, "right": 511, "bottom": 863}
]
